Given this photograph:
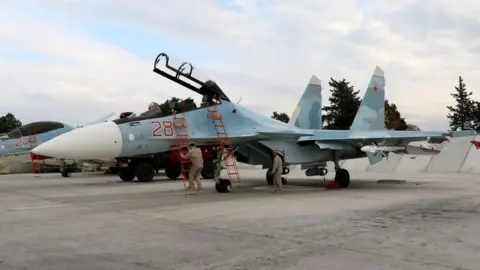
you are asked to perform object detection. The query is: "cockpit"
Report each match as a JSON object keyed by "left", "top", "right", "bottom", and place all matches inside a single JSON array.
[
  {"left": 1, "top": 121, "right": 65, "bottom": 139},
  {"left": 114, "top": 52, "right": 231, "bottom": 125}
]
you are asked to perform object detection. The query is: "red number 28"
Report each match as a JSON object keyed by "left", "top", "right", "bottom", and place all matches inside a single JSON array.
[{"left": 151, "top": 120, "right": 174, "bottom": 137}]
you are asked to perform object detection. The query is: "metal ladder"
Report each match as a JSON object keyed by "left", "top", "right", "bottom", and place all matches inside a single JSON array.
[
  {"left": 206, "top": 100, "right": 241, "bottom": 187},
  {"left": 172, "top": 104, "right": 195, "bottom": 196}
]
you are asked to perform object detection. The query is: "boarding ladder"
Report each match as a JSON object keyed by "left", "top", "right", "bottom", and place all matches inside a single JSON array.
[
  {"left": 172, "top": 103, "right": 195, "bottom": 196},
  {"left": 29, "top": 132, "right": 41, "bottom": 173},
  {"left": 206, "top": 97, "right": 241, "bottom": 187}
]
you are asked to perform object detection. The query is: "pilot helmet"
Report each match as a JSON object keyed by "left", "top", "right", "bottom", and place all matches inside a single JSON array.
[{"left": 148, "top": 102, "right": 160, "bottom": 111}]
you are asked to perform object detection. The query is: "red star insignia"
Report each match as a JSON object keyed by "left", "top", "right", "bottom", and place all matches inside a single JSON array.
[{"left": 373, "top": 84, "right": 378, "bottom": 93}]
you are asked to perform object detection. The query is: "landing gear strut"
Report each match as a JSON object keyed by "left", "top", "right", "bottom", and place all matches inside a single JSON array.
[
  {"left": 214, "top": 164, "right": 232, "bottom": 193},
  {"left": 333, "top": 152, "right": 350, "bottom": 188},
  {"left": 60, "top": 159, "right": 72, "bottom": 177}
]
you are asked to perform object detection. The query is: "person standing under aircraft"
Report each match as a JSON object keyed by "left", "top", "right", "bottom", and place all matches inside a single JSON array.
[
  {"left": 180, "top": 143, "right": 204, "bottom": 193},
  {"left": 270, "top": 149, "right": 283, "bottom": 193}
]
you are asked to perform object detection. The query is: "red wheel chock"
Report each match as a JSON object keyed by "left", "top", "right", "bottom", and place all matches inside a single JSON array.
[{"left": 327, "top": 181, "right": 340, "bottom": 189}]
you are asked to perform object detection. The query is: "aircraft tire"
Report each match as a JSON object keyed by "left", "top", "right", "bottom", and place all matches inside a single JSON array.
[
  {"left": 201, "top": 161, "right": 215, "bottom": 179},
  {"left": 334, "top": 168, "right": 350, "bottom": 188},
  {"left": 165, "top": 163, "right": 181, "bottom": 180},
  {"left": 215, "top": 179, "right": 232, "bottom": 193},
  {"left": 266, "top": 169, "right": 274, "bottom": 185},
  {"left": 118, "top": 167, "right": 135, "bottom": 182},
  {"left": 136, "top": 161, "right": 155, "bottom": 182}
]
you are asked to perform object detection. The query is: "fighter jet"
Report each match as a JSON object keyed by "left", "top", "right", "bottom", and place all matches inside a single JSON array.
[
  {"left": 31, "top": 52, "right": 476, "bottom": 192},
  {"left": 0, "top": 113, "right": 115, "bottom": 175}
]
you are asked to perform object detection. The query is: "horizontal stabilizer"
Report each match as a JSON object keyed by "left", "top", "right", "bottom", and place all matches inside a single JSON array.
[{"left": 448, "top": 130, "right": 478, "bottom": 137}]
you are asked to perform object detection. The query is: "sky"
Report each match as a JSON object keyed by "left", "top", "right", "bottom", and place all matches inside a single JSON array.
[{"left": 1, "top": 0, "right": 479, "bottom": 130}]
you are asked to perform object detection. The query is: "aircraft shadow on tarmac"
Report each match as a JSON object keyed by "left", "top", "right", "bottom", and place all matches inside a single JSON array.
[{"left": 30, "top": 172, "right": 435, "bottom": 194}]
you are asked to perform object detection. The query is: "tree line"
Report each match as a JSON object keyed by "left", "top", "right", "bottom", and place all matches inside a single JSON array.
[
  {"left": 1, "top": 75, "right": 476, "bottom": 133},
  {"left": 0, "top": 113, "right": 22, "bottom": 134}
]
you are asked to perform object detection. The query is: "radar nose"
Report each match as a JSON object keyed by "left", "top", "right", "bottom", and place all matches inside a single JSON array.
[{"left": 32, "top": 121, "right": 123, "bottom": 161}]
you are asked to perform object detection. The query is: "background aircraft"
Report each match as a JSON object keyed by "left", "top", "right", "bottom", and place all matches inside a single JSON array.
[
  {"left": 31, "top": 52, "right": 476, "bottom": 192},
  {"left": 0, "top": 113, "right": 115, "bottom": 175}
]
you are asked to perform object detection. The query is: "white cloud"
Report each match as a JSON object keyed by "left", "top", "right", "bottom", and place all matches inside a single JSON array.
[{"left": 1, "top": 0, "right": 479, "bottom": 131}]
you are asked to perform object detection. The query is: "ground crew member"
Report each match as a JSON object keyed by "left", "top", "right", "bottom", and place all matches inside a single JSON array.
[
  {"left": 270, "top": 149, "right": 283, "bottom": 193},
  {"left": 180, "top": 142, "right": 204, "bottom": 193}
]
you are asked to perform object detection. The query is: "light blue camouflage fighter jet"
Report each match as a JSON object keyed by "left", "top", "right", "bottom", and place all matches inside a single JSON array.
[
  {"left": 1, "top": 113, "right": 115, "bottom": 176},
  {"left": 31, "top": 52, "right": 476, "bottom": 192}
]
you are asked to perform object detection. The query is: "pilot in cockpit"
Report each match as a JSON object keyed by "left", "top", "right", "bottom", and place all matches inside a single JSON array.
[
  {"left": 138, "top": 102, "right": 162, "bottom": 117},
  {"left": 148, "top": 102, "right": 161, "bottom": 112}
]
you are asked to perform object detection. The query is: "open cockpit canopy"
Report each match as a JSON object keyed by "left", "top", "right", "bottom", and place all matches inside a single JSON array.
[{"left": 153, "top": 52, "right": 230, "bottom": 103}]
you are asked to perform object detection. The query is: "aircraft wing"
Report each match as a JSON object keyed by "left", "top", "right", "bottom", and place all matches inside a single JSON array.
[{"left": 298, "top": 130, "right": 477, "bottom": 146}]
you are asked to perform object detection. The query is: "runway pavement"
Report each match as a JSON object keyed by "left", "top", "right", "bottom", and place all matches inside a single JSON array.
[{"left": 0, "top": 169, "right": 479, "bottom": 269}]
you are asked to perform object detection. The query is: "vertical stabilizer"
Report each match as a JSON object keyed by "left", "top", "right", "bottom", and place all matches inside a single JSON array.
[
  {"left": 288, "top": 75, "right": 323, "bottom": 129},
  {"left": 350, "top": 66, "right": 386, "bottom": 165},
  {"left": 350, "top": 66, "right": 385, "bottom": 131}
]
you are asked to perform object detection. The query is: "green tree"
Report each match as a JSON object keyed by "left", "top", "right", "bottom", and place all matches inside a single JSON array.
[
  {"left": 471, "top": 101, "right": 480, "bottom": 132},
  {"left": 0, "top": 113, "right": 22, "bottom": 133},
  {"left": 385, "top": 100, "right": 408, "bottom": 130},
  {"left": 446, "top": 76, "right": 475, "bottom": 131},
  {"left": 271, "top": 111, "right": 290, "bottom": 123},
  {"left": 158, "top": 97, "right": 197, "bottom": 117},
  {"left": 322, "top": 78, "right": 361, "bottom": 129}
]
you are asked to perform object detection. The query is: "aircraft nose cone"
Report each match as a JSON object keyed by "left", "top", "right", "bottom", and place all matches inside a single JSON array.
[{"left": 32, "top": 121, "right": 123, "bottom": 160}]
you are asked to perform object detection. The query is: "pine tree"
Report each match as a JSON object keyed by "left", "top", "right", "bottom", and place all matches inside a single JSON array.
[
  {"left": 446, "top": 76, "right": 474, "bottom": 130},
  {"left": 158, "top": 97, "right": 197, "bottom": 117},
  {"left": 471, "top": 101, "right": 480, "bottom": 133},
  {"left": 322, "top": 78, "right": 361, "bottom": 129},
  {"left": 271, "top": 111, "right": 290, "bottom": 123},
  {"left": 385, "top": 100, "right": 408, "bottom": 130}
]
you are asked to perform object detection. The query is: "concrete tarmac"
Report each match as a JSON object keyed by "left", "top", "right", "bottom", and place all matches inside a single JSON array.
[{"left": 0, "top": 169, "right": 479, "bottom": 269}]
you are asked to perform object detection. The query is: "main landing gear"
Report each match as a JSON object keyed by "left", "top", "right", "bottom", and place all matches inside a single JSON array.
[
  {"left": 118, "top": 160, "right": 156, "bottom": 182},
  {"left": 265, "top": 166, "right": 289, "bottom": 185},
  {"left": 304, "top": 152, "right": 351, "bottom": 188},
  {"left": 333, "top": 152, "right": 350, "bottom": 188}
]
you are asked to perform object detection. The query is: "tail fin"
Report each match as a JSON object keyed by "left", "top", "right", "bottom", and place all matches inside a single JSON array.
[
  {"left": 350, "top": 66, "right": 386, "bottom": 165},
  {"left": 350, "top": 66, "right": 385, "bottom": 131},
  {"left": 288, "top": 75, "right": 323, "bottom": 129}
]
